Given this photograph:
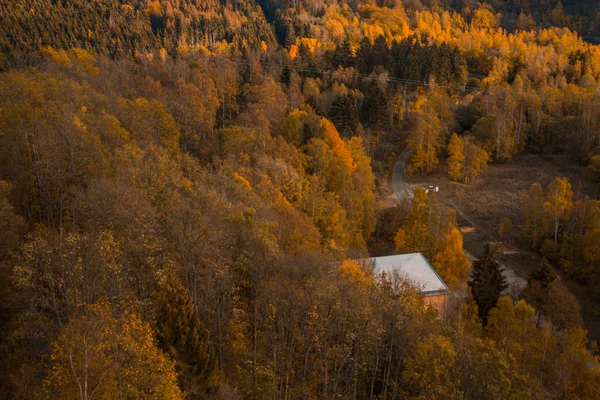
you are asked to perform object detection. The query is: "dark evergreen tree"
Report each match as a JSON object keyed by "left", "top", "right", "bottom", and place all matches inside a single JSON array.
[
  {"left": 281, "top": 65, "right": 291, "bottom": 86},
  {"left": 371, "top": 35, "right": 391, "bottom": 70},
  {"left": 468, "top": 243, "right": 507, "bottom": 325},
  {"left": 529, "top": 259, "right": 556, "bottom": 289},
  {"left": 451, "top": 46, "right": 468, "bottom": 87},
  {"left": 355, "top": 37, "right": 373, "bottom": 74},
  {"left": 523, "top": 258, "right": 557, "bottom": 326},
  {"left": 404, "top": 35, "right": 425, "bottom": 82},
  {"left": 274, "top": 10, "right": 296, "bottom": 46},
  {"left": 297, "top": 41, "right": 318, "bottom": 76},
  {"left": 328, "top": 93, "right": 358, "bottom": 138},
  {"left": 305, "top": 96, "right": 323, "bottom": 116},
  {"left": 390, "top": 39, "right": 409, "bottom": 79},
  {"left": 360, "top": 80, "right": 390, "bottom": 132},
  {"left": 155, "top": 271, "right": 217, "bottom": 399},
  {"left": 333, "top": 38, "right": 354, "bottom": 68},
  {"left": 434, "top": 43, "right": 453, "bottom": 84}
]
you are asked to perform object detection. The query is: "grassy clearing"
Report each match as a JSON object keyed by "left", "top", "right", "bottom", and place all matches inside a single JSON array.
[
  {"left": 409, "top": 154, "right": 599, "bottom": 242},
  {"left": 405, "top": 153, "right": 600, "bottom": 341}
]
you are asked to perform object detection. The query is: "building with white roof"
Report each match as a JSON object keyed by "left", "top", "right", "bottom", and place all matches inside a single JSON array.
[{"left": 369, "top": 252, "right": 449, "bottom": 316}]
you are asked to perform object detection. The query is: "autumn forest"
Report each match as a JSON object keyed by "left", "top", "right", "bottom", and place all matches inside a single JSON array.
[{"left": 1, "top": 0, "right": 600, "bottom": 399}]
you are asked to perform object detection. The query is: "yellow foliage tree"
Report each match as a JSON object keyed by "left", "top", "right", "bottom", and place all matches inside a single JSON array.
[
  {"left": 406, "top": 111, "right": 443, "bottom": 173},
  {"left": 395, "top": 187, "right": 435, "bottom": 256},
  {"left": 447, "top": 133, "right": 464, "bottom": 182},
  {"left": 487, "top": 297, "right": 537, "bottom": 354},
  {"left": 471, "top": 8, "right": 499, "bottom": 30},
  {"left": 499, "top": 217, "right": 514, "bottom": 245},
  {"left": 123, "top": 97, "right": 181, "bottom": 156},
  {"left": 321, "top": 118, "right": 355, "bottom": 174},
  {"left": 433, "top": 227, "right": 471, "bottom": 284},
  {"left": 339, "top": 259, "right": 372, "bottom": 292},
  {"left": 557, "top": 328, "right": 600, "bottom": 399},
  {"left": 403, "top": 335, "right": 461, "bottom": 399},
  {"left": 525, "top": 183, "right": 546, "bottom": 247},
  {"left": 544, "top": 177, "right": 573, "bottom": 243},
  {"left": 347, "top": 137, "right": 377, "bottom": 244},
  {"left": 44, "top": 302, "right": 183, "bottom": 400},
  {"left": 463, "top": 138, "right": 490, "bottom": 184}
]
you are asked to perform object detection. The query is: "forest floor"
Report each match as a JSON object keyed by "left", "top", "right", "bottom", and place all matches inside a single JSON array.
[{"left": 381, "top": 152, "right": 600, "bottom": 341}]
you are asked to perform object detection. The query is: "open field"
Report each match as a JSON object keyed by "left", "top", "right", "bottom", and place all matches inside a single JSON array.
[
  {"left": 407, "top": 154, "right": 599, "bottom": 246},
  {"left": 404, "top": 153, "right": 600, "bottom": 341}
]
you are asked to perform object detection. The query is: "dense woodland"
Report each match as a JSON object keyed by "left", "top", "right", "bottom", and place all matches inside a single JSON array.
[{"left": 1, "top": 0, "right": 600, "bottom": 399}]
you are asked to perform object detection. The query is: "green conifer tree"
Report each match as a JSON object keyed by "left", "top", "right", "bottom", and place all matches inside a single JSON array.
[
  {"left": 154, "top": 270, "right": 217, "bottom": 399},
  {"left": 523, "top": 258, "right": 557, "bottom": 327},
  {"left": 529, "top": 259, "right": 556, "bottom": 289},
  {"left": 328, "top": 94, "right": 358, "bottom": 138},
  {"left": 333, "top": 38, "right": 354, "bottom": 68},
  {"left": 468, "top": 243, "right": 507, "bottom": 325}
]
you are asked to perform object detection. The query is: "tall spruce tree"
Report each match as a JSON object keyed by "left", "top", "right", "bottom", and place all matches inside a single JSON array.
[
  {"left": 523, "top": 259, "right": 557, "bottom": 327},
  {"left": 371, "top": 35, "right": 391, "bottom": 70},
  {"left": 360, "top": 80, "right": 390, "bottom": 132},
  {"left": 328, "top": 94, "right": 358, "bottom": 138},
  {"left": 529, "top": 259, "right": 556, "bottom": 289},
  {"left": 333, "top": 38, "right": 354, "bottom": 68},
  {"left": 468, "top": 243, "right": 507, "bottom": 325},
  {"left": 155, "top": 271, "right": 217, "bottom": 399},
  {"left": 355, "top": 37, "right": 373, "bottom": 74}
]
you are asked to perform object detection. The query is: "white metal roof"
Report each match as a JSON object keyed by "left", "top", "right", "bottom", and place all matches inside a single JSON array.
[{"left": 369, "top": 252, "right": 448, "bottom": 295}]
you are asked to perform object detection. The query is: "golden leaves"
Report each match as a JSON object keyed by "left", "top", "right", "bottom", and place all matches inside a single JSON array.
[
  {"left": 320, "top": 118, "right": 355, "bottom": 174},
  {"left": 44, "top": 302, "right": 183, "bottom": 399},
  {"left": 447, "top": 133, "right": 464, "bottom": 182},
  {"left": 233, "top": 172, "right": 252, "bottom": 192},
  {"left": 338, "top": 259, "right": 372, "bottom": 292},
  {"left": 43, "top": 47, "right": 71, "bottom": 67},
  {"left": 433, "top": 227, "right": 471, "bottom": 284}
]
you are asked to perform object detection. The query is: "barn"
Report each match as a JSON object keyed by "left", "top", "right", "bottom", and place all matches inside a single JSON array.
[{"left": 369, "top": 252, "right": 449, "bottom": 316}]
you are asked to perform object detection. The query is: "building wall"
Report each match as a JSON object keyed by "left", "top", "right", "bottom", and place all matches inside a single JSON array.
[{"left": 423, "top": 292, "right": 448, "bottom": 317}]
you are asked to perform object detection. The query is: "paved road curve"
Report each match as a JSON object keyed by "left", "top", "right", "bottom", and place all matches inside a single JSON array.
[{"left": 392, "top": 147, "right": 412, "bottom": 203}]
